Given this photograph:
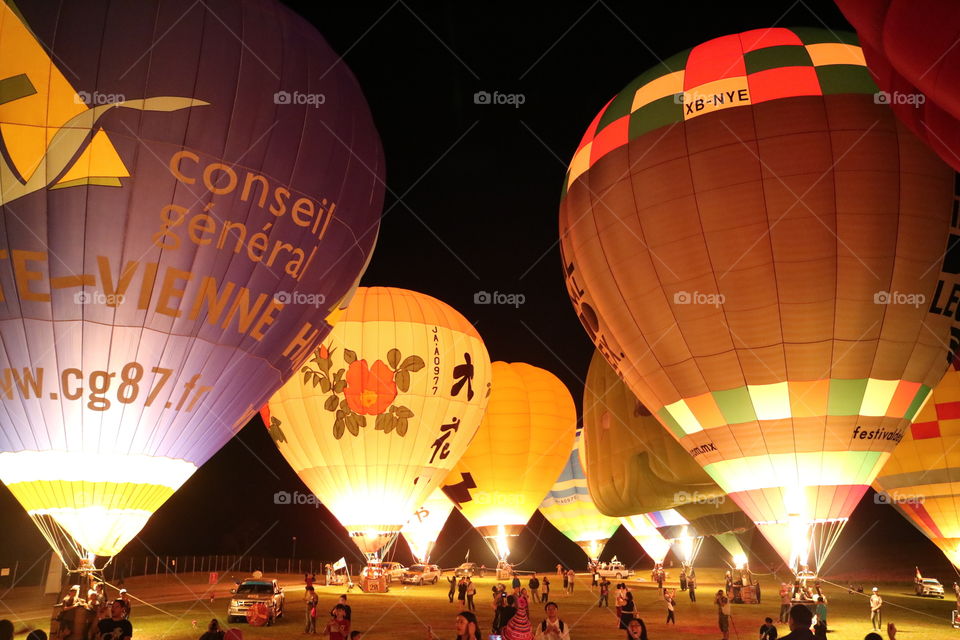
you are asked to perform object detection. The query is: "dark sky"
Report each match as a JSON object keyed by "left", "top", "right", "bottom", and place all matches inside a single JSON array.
[{"left": 1, "top": 0, "right": 949, "bottom": 580}]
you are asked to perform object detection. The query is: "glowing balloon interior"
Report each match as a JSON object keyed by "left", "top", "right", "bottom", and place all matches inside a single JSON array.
[
  {"left": 401, "top": 488, "right": 455, "bottom": 563},
  {"left": 267, "top": 287, "right": 491, "bottom": 558},
  {"left": 0, "top": 0, "right": 383, "bottom": 566},
  {"left": 560, "top": 27, "right": 959, "bottom": 574}
]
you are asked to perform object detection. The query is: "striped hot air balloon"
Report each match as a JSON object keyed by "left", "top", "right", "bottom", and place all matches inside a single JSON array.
[
  {"left": 539, "top": 428, "right": 620, "bottom": 561},
  {"left": 560, "top": 27, "right": 958, "bottom": 575}
]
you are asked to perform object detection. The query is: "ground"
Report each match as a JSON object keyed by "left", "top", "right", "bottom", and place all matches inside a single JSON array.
[{"left": 4, "top": 568, "right": 957, "bottom": 639}]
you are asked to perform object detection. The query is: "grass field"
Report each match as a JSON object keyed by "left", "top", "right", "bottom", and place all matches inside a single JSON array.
[{"left": 5, "top": 568, "right": 959, "bottom": 639}]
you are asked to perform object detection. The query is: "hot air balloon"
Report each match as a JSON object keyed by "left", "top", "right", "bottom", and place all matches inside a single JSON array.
[
  {"left": 402, "top": 488, "right": 456, "bottom": 564},
  {"left": 0, "top": 0, "right": 383, "bottom": 570},
  {"left": 836, "top": 0, "right": 960, "bottom": 172},
  {"left": 873, "top": 363, "right": 960, "bottom": 568},
  {"left": 266, "top": 287, "right": 490, "bottom": 559},
  {"left": 442, "top": 361, "right": 577, "bottom": 562},
  {"left": 620, "top": 513, "right": 672, "bottom": 566},
  {"left": 581, "top": 349, "right": 723, "bottom": 516},
  {"left": 539, "top": 428, "right": 620, "bottom": 561},
  {"left": 560, "top": 27, "right": 958, "bottom": 575}
]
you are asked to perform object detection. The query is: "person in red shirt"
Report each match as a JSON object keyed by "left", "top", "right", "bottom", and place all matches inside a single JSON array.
[{"left": 326, "top": 605, "right": 350, "bottom": 640}]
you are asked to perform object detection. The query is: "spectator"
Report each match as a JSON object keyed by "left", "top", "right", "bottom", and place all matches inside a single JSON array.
[
  {"left": 779, "top": 584, "right": 791, "bottom": 623},
  {"left": 529, "top": 575, "right": 540, "bottom": 603},
  {"left": 304, "top": 586, "right": 318, "bottom": 634},
  {"left": 566, "top": 570, "right": 575, "bottom": 595},
  {"left": 688, "top": 573, "right": 697, "bottom": 602},
  {"left": 96, "top": 600, "right": 132, "bottom": 640},
  {"left": 26, "top": 631, "right": 47, "bottom": 640},
  {"left": 624, "top": 618, "right": 647, "bottom": 640},
  {"left": 541, "top": 576, "right": 550, "bottom": 604},
  {"left": 465, "top": 579, "right": 476, "bottom": 612},
  {"left": 618, "top": 592, "right": 636, "bottom": 630},
  {"left": 870, "top": 588, "right": 883, "bottom": 631},
  {"left": 199, "top": 619, "right": 224, "bottom": 640},
  {"left": 664, "top": 590, "right": 676, "bottom": 625},
  {"left": 715, "top": 590, "right": 731, "bottom": 640},
  {"left": 534, "top": 602, "right": 569, "bottom": 640},
  {"left": 781, "top": 604, "right": 814, "bottom": 640},
  {"left": 0, "top": 620, "right": 12, "bottom": 640},
  {"left": 598, "top": 578, "right": 610, "bottom": 608},
  {"left": 458, "top": 578, "right": 468, "bottom": 607},
  {"left": 325, "top": 605, "right": 350, "bottom": 640},
  {"left": 333, "top": 596, "right": 351, "bottom": 621},
  {"left": 759, "top": 616, "right": 778, "bottom": 640},
  {"left": 448, "top": 576, "right": 457, "bottom": 603},
  {"left": 814, "top": 595, "right": 827, "bottom": 638}
]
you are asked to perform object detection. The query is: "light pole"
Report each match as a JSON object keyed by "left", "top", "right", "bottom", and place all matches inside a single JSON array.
[{"left": 292, "top": 536, "right": 297, "bottom": 558}]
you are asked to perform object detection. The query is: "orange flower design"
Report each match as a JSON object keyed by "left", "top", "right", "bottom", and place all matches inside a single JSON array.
[{"left": 344, "top": 359, "right": 397, "bottom": 415}]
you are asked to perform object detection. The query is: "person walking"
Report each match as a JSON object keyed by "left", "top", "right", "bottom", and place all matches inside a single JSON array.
[
  {"left": 664, "top": 591, "right": 676, "bottom": 625},
  {"left": 688, "top": 573, "right": 697, "bottom": 602},
  {"left": 465, "top": 579, "right": 476, "bottom": 612},
  {"left": 304, "top": 585, "right": 319, "bottom": 634},
  {"left": 870, "top": 588, "right": 883, "bottom": 631},
  {"left": 448, "top": 575, "right": 457, "bottom": 603},
  {"left": 715, "top": 590, "right": 731, "bottom": 640},
  {"left": 598, "top": 578, "right": 610, "bottom": 608}
]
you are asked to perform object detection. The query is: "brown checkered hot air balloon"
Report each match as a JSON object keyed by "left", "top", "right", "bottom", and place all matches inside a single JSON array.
[{"left": 560, "top": 27, "right": 959, "bottom": 575}]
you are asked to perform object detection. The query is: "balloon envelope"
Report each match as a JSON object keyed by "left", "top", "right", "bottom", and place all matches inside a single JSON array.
[
  {"left": 539, "top": 428, "right": 620, "bottom": 560},
  {"left": 0, "top": 0, "right": 382, "bottom": 564},
  {"left": 560, "top": 27, "right": 958, "bottom": 573},
  {"left": 874, "top": 364, "right": 960, "bottom": 568},
  {"left": 836, "top": 0, "right": 960, "bottom": 172},
  {"left": 267, "top": 287, "right": 491, "bottom": 557},
  {"left": 442, "top": 361, "right": 577, "bottom": 558},
  {"left": 401, "top": 488, "right": 455, "bottom": 564}
]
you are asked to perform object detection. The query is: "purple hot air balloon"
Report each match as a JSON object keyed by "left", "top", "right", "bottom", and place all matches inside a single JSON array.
[{"left": 0, "top": 0, "right": 383, "bottom": 566}]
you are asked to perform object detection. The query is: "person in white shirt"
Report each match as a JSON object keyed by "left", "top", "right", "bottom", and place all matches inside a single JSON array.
[
  {"left": 534, "top": 602, "right": 570, "bottom": 640},
  {"left": 870, "top": 588, "right": 883, "bottom": 631}
]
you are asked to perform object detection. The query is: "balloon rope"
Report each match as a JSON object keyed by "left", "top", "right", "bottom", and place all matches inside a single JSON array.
[
  {"left": 816, "top": 577, "right": 945, "bottom": 621},
  {"left": 99, "top": 578, "right": 180, "bottom": 617}
]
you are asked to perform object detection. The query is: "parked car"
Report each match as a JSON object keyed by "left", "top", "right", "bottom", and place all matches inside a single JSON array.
[
  {"left": 401, "top": 564, "right": 442, "bottom": 585},
  {"left": 454, "top": 562, "right": 485, "bottom": 578},
  {"left": 227, "top": 579, "right": 284, "bottom": 624},
  {"left": 916, "top": 577, "right": 945, "bottom": 598},
  {"left": 596, "top": 562, "right": 633, "bottom": 579},
  {"left": 361, "top": 561, "right": 407, "bottom": 583}
]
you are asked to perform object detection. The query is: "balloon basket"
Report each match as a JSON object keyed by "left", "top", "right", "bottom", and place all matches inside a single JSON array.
[{"left": 360, "top": 576, "right": 388, "bottom": 593}]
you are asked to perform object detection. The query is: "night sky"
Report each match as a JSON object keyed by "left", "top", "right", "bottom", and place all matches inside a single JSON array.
[{"left": 0, "top": 0, "right": 951, "bottom": 582}]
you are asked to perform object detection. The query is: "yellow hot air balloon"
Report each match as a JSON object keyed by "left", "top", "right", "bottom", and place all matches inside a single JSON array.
[
  {"left": 442, "top": 361, "right": 577, "bottom": 560},
  {"left": 402, "top": 488, "right": 455, "bottom": 564},
  {"left": 560, "top": 27, "right": 959, "bottom": 575},
  {"left": 266, "top": 287, "right": 491, "bottom": 558},
  {"left": 620, "top": 513, "right": 672, "bottom": 565},
  {"left": 874, "top": 364, "right": 960, "bottom": 567},
  {"left": 539, "top": 428, "right": 621, "bottom": 561},
  {"left": 581, "top": 350, "right": 723, "bottom": 516}
]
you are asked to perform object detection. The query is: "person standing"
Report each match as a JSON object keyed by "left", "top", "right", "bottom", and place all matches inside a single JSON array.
[
  {"left": 556, "top": 564, "right": 562, "bottom": 578},
  {"left": 304, "top": 585, "right": 318, "bottom": 634},
  {"left": 529, "top": 575, "right": 540, "bottom": 603},
  {"left": 664, "top": 591, "right": 675, "bottom": 625},
  {"left": 780, "top": 605, "right": 814, "bottom": 640},
  {"left": 511, "top": 573, "right": 521, "bottom": 594},
  {"left": 561, "top": 571, "right": 568, "bottom": 595},
  {"left": 465, "top": 579, "right": 476, "bottom": 612},
  {"left": 598, "top": 578, "right": 610, "bottom": 608},
  {"left": 814, "top": 595, "right": 827, "bottom": 638},
  {"left": 458, "top": 578, "right": 468, "bottom": 608},
  {"left": 779, "top": 584, "right": 791, "bottom": 623},
  {"left": 624, "top": 618, "right": 647, "bottom": 640},
  {"left": 618, "top": 592, "right": 636, "bottom": 630},
  {"left": 96, "top": 601, "right": 132, "bottom": 640},
  {"left": 759, "top": 616, "right": 778, "bottom": 640},
  {"left": 448, "top": 575, "right": 457, "bottom": 603},
  {"left": 325, "top": 605, "right": 350, "bottom": 640},
  {"left": 688, "top": 573, "right": 697, "bottom": 602},
  {"left": 715, "top": 590, "right": 731, "bottom": 640},
  {"left": 615, "top": 584, "right": 627, "bottom": 620},
  {"left": 566, "top": 570, "right": 575, "bottom": 595},
  {"left": 679, "top": 568, "right": 687, "bottom": 591},
  {"left": 870, "top": 588, "right": 883, "bottom": 631},
  {"left": 541, "top": 576, "right": 550, "bottom": 604},
  {"left": 534, "top": 602, "right": 569, "bottom": 640}
]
